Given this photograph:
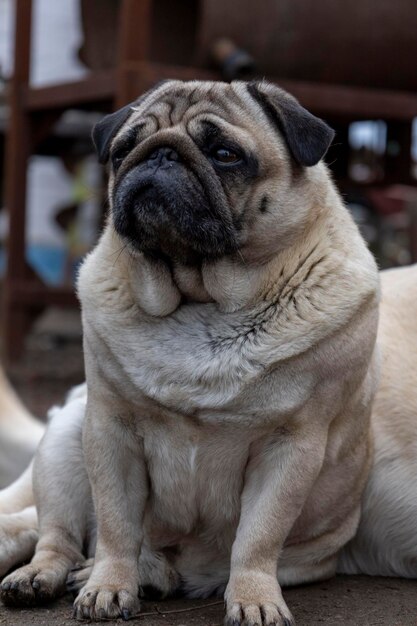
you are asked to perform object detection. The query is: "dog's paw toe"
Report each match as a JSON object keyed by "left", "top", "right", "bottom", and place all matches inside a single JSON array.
[
  {"left": 0, "top": 564, "right": 66, "bottom": 607},
  {"left": 74, "top": 585, "right": 140, "bottom": 621},
  {"left": 225, "top": 602, "right": 295, "bottom": 626},
  {"left": 1, "top": 569, "right": 38, "bottom": 606}
]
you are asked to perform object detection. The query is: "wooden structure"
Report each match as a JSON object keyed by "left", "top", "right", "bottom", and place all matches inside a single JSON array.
[
  {"left": 4, "top": 0, "right": 114, "bottom": 360},
  {"left": 4, "top": 0, "right": 417, "bottom": 359}
]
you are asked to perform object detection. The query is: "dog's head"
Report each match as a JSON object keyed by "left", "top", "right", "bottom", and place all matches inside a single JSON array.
[{"left": 93, "top": 80, "right": 334, "bottom": 265}]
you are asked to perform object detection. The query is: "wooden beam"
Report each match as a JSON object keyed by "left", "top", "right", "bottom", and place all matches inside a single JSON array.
[
  {"left": 275, "top": 79, "right": 417, "bottom": 121},
  {"left": 2, "top": 0, "right": 34, "bottom": 361},
  {"left": 24, "top": 71, "right": 115, "bottom": 111},
  {"left": 116, "top": 0, "right": 153, "bottom": 107},
  {"left": 116, "top": 61, "right": 417, "bottom": 121},
  {"left": 11, "top": 282, "right": 79, "bottom": 308}
]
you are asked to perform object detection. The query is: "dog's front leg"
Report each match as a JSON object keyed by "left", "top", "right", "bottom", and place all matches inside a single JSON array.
[
  {"left": 74, "top": 388, "right": 147, "bottom": 621},
  {"left": 225, "top": 424, "right": 327, "bottom": 626}
]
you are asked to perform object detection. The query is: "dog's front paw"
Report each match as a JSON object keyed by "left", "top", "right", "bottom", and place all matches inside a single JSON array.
[
  {"left": 73, "top": 582, "right": 140, "bottom": 621},
  {"left": 225, "top": 571, "right": 294, "bottom": 626},
  {"left": 0, "top": 561, "right": 67, "bottom": 606}
]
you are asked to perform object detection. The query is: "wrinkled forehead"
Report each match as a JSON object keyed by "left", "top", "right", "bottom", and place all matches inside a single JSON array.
[{"left": 127, "top": 80, "right": 257, "bottom": 130}]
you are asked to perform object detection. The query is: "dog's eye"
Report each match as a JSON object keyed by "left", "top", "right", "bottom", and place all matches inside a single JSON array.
[
  {"left": 210, "top": 147, "right": 241, "bottom": 165},
  {"left": 111, "top": 146, "right": 132, "bottom": 170},
  {"left": 111, "top": 132, "right": 137, "bottom": 170}
]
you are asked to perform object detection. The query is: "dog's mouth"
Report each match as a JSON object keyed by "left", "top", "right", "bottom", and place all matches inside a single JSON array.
[{"left": 112, "top": 146, "right": 238, "bottom": 264}]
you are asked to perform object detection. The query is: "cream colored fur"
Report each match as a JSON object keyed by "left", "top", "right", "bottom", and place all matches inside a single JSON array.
[
  {"left": 0, "top": 81, "right": 413, "bottom": 626},
  {"left": 339, "top": 264, "right": 417, "bottom": 577}
]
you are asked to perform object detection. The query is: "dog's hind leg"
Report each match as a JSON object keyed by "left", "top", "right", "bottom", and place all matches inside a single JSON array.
[
  {"left": 67, "top": 558, "right": 94, "bottom": 596},
  {"left": 0, "top": 395, "right": 93, "bottom": 607},
  {"left": 67, "top": 543, "right": 180, "bottom": 599}
]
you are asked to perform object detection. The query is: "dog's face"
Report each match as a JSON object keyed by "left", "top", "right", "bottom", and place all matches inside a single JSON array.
[{"left": 93, "top": 81, "right": 334, "bottom": 265}]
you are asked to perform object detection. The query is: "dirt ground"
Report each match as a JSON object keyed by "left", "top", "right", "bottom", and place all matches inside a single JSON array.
[
  {"left": 1, "top": 576, "right": 417, "bottom": 626},
  {"left": 2, "top": 309, "right": 417, "bottom": 626}
]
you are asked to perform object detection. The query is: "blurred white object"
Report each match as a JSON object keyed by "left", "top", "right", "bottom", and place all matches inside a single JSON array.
[
  {"left": 0, "top": 368, "right": 44, "bottom": 489},
  {"left": 0, "top": 0, "right": 87, "bottom": 85}
]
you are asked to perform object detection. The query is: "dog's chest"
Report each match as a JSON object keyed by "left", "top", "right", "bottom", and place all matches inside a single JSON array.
[
  {"left": 140, "top": 416, "right": 250, "bottom": 541},
  {"left": 91, "top": 302, "right": 313, "bottom": 420}
]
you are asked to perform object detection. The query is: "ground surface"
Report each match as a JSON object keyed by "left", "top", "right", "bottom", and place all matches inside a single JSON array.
[
  {"left": 2, "top": 309, "right": 417, "bottom": 625},
  {"left": 1, "top": 576, "right": 417, "bottom": 626}
]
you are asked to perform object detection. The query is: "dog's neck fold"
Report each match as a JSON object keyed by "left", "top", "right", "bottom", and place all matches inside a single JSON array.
[{"left": 128, "top": 253, "right": 265, "bottom": 316}]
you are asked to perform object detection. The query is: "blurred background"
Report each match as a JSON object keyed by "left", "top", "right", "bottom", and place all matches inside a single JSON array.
[{"left": 0, "top": 0, "right": 416, "bottom": 415}]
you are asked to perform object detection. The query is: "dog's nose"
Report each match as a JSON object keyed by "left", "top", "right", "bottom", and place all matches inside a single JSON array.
[{"left": 147, "top": 146, "right": 180, "bottom": 166}]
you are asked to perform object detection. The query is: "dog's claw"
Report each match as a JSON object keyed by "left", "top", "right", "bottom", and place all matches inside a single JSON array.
[{"left": 122, "top": 608, "right": 131, "bottom": 621}]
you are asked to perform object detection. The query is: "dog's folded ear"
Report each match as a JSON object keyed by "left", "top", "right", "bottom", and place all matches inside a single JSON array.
[
  {"left": 92, "top": 104, "right": 135, "bottom": 164},
  {"left": 247, "top": 81, "right": 335, "bottom": 167}
]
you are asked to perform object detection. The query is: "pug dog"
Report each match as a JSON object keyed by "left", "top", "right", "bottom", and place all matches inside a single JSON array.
[{"left": 0, "top": 80, "right": 380, "bottom": 625}]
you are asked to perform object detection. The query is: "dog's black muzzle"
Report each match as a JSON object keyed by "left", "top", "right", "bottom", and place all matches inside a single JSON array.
[{"left": 112, "top": 145, "right": 237, "bottom": 264}]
